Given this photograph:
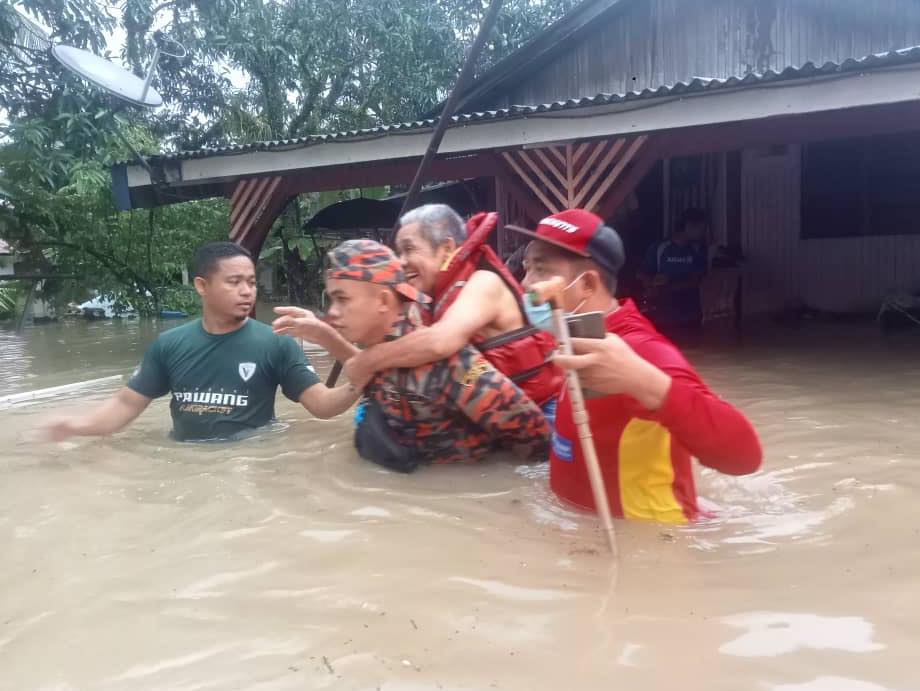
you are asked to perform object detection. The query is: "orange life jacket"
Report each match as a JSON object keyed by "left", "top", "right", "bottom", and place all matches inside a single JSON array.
[{"left": 432, "top": 211, "right": 563, "bottom": 407}]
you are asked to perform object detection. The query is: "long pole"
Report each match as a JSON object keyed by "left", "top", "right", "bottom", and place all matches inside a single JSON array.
[
  {"left": 326, "top": 0, "right": 503, "bottom": 387},
  {"left": 551, "top": 300, "right": 618, "bottom": 555},
  {"left": 139, "top": 44, "right": 162, "bottom": 106},
  {"left": 529, "top": 277, "right": 617, "bottom": 555},
  {"left": 393, "top": 0, "right": 503, "bottom": 229}
]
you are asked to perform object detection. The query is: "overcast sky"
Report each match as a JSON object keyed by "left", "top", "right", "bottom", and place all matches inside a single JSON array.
[{"left": 14, "top": 2, "right": 249, "bottom": 90}]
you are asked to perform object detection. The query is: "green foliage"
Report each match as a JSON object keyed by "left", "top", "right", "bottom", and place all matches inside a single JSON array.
[
  {"left": 0, "top": 112, "right": 228, "bottom": 312},
  {"left": 1, "top": 0, "right": 575, "bottom": 311},
  {"left": 118, "top": 0, "right": 575, "bottom": 148},
  {"left": 159, "top": 285, "right": 201, "bottom": 315},
  {"left": 0, "top": 285, "right": 18, "bottom": 318}
]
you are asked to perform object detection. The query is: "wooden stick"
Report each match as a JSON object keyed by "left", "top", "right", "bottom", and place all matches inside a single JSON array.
[
  {"left": 327, "top": 0, "right": 503, "bottom": 388},
  {"left": 551, "top": 301, "right": 618, "bottom": 555},
  {"left": 529, "top": 277, "right": 617, "bottom": 555}
]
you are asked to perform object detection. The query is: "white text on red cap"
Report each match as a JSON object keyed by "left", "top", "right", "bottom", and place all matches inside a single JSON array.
[{"left": 540, "top": 217, "right": 580, "bottom": 234}]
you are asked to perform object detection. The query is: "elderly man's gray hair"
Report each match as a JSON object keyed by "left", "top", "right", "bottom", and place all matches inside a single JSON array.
[{"left": 399, "top": 204, "right": 466, "bottom": 248}]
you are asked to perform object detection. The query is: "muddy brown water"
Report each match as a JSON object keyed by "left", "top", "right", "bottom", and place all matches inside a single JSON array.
[{"left": 1, "top": 316, "right": 918, "bottom": 690}]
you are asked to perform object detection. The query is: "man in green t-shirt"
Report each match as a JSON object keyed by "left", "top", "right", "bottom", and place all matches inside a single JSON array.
[{"left": 42, "top": 242, "right": 358, "bottom": 442}]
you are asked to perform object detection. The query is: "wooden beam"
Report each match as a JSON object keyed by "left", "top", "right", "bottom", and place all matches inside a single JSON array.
[
  {"left": 565, "top": 144, "right": 574, "bottom": 207},
  {"left": 233, "top": 176, "right": 273, "bottom": 239},
  {"left": 492, "top": 155, "right": 553, "bottom": 221},
  {"left": 240, "top": 195, "right": 293, "bottom": 258},
  {"left": 281, "top": 154, "right": 489, "bottom": 195},
  {"left": 229, "top": 176, "right": 262, "bottom": 226},
  {"left": 241, "top": 190, "right": 295, "bottom": 259},
  {"left": 235, "top": 176, "right": 283, "bottom": 248},
  {"left": 532, "top": 147, "right": 569, "bottom": 192},
  {"left": 514, "top": 149, "right": 569, "bottom": 209},
  {"left": 548, "top": 145, "right": 567, "bottom": 168},
  {"left": 572, "top": 141, "right": 591, "bottom": 168},
  {"left": 595, "top": 136, "right": 664, "bottom": 220},
  {"left": 584, "top": 135, "right": 648, "bottom": 211},
  {"left": 572, "top": 139, "right": 619, "bottom": 191},
  {"left": 229, "top": 179, "right": 250, "bottom": 221},
  {"left": 501, "top": 151, "right": 561, "bottom": 214},
  {"left": 572, "top": 138, "right": 626, "bottom": 208}
]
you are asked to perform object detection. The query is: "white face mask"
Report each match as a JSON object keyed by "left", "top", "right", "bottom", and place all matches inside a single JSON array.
[{"left": 522, "top": 273, "right": 586, "bottom": 332}]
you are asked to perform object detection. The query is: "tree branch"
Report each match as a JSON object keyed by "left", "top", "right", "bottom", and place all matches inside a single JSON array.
[
  {"left": 318, "top": 67, "right": 350, "bottom": 122},
  {"left": 32, "top": 240, "right": 158, "bottom": 305},
  {"left": 288, "top": 75, "right": 322, "bottom": 138}
]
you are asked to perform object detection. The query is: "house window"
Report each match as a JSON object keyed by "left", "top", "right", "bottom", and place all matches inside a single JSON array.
[{"left": 801, "top": 131, "right": 920, "bottom": 239}]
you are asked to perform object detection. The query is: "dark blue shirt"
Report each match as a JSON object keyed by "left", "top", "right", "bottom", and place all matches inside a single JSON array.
[{"left": 643, "top": 241, "right": 707, "bottom": 325}]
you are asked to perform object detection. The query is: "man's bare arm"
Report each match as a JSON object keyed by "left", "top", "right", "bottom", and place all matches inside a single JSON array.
[
  {"left": 42, "top": 387, "right": 153, "bottom": 441},
  {"left": 298, "top": 381, "right": 361, "bottom": 420},
  {"left": 345, "top": 271, "right": 505, "bottom": 386},
  {"left": 272, "top": 306, "right": 359, "bottom": 362}
]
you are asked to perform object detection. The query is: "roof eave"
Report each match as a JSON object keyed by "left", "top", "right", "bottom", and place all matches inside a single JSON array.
[{"left": 118, "top": 51, "right": 920, "bottom": 209}]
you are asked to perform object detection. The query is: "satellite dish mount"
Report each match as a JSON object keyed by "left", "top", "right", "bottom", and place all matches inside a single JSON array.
[
  {"left": 51, "top": 33, "right": 186, "bottom": 177},
  {"left": 138, "top": 32, "right": 186, "bottom": 106}
]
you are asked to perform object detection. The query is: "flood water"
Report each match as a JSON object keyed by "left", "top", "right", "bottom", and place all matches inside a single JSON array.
[{"left": 1, "top": 316, "right": 918, "bottom": 691}]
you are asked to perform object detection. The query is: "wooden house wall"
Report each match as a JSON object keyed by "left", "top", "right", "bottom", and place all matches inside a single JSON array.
[
  {"left": 482, "top": 0, "right": 920, "bottom": 109},
  {"left": 740, "top": 142, "right": 920, "bottom": 314}
]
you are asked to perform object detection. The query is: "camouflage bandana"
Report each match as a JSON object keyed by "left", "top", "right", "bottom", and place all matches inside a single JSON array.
[{"left": 326, "top": 239, "right": 431, "bottom": 304}]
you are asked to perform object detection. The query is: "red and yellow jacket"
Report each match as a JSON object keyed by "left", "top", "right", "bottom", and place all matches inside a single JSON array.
[{"left": 550, "top": 300, "right": 762, "bottom": 523}]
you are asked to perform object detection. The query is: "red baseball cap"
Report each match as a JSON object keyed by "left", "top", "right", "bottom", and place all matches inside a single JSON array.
[{"left": 507, "top": 209, "right": 625, "bottom": 277}]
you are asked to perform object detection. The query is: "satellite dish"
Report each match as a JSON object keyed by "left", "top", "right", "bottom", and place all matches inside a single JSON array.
[
  {"left": 51, "top": 33, "right": 186, "bottom": 109},
  {"left": 50, "top": 33, "right": 187, "bottom": 183},
  {"left": 51, "top": 45, "right": 163, "bottom": 108}
]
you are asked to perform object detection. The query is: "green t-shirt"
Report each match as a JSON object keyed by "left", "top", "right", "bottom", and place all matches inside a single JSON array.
[{"left": 127, "top": 318, "right": 320, "bottom": 441}]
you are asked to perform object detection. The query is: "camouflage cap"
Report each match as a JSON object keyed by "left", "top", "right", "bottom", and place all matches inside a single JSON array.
[{"left": 326, "top": 239, "right": 430, "bottom": 304}]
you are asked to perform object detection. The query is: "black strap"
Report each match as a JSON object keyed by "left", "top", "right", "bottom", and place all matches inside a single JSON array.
[
  {"left": 509, "top": 363, "right": 547, "bottom": 384},
  {"left": 477, "top": 324, "right": 538, "bottom": 352}
]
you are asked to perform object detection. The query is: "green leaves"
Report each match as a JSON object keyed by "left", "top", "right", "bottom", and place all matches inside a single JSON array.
[
  {"left": 1, "top": 0, "right": 575, "bottom": 311},
  {"left": 0, "top": 286, "right": 18, "bottom": 315}
]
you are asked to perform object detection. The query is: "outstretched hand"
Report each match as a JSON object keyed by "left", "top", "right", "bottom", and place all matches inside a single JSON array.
[
  {"left": 272, "top": 306, "right": 330, "bottom": 343},
  {"left": 40, "top": 416, "right": 83, "bottom": 443}
]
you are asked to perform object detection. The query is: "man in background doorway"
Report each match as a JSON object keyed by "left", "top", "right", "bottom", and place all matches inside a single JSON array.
[{"left": 639, "top": 207, "right": 709, "bottom": 343}]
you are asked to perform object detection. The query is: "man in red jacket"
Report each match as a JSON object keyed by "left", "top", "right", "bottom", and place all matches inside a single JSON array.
[{"left": 511, "top": 209, "right": 762, "bottom": 524}]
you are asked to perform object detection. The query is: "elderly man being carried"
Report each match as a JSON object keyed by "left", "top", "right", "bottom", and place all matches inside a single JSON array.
[
  {"left": 275, "top": 239, "right": 549, "bottom": 472},
  {"left": 343, "top": 204, "right": 562, "bottom": 422}
]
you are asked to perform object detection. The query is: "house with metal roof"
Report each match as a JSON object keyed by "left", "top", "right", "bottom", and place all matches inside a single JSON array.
[
  {"left": 0, "top": 239, "right": 13, "bottom": 278},
  {"left": 114, "top": 0, "right": 920, "bottom": 317}
]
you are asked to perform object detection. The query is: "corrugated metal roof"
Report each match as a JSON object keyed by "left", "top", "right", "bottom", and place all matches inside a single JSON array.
[
  {"left": 145, "top": 46, "right": 920, "bottom": 165},
  {"left": 421, "top": 0, "right": 633, "bottom": 118}
]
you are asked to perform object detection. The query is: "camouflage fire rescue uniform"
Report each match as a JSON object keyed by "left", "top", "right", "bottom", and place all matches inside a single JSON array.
[{"left": 361, "top": 314, "right": 550, "bottom": 467}]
